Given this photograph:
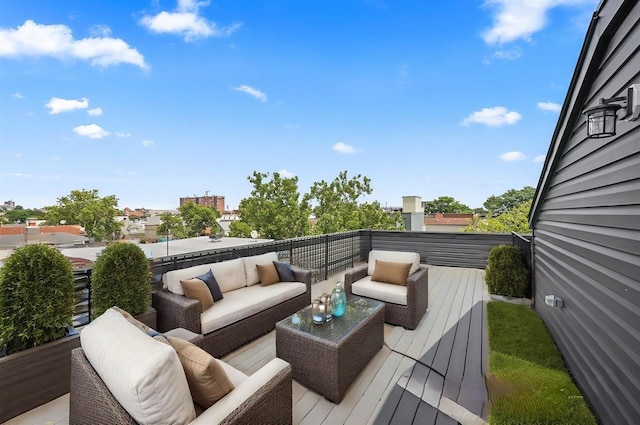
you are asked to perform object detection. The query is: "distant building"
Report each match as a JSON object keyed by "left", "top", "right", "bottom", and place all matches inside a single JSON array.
[
  {"left": 424, "top": 213, "right": 473, "bottom": 232},
  {"left": 2, "top": 200, "right": 15, "bottom": 210},
  {"left": 0, "top": 224, "right": 86, "bottom": 251},
  {"left": 180, "top": 194, "right": 225, "bottom": 214}
]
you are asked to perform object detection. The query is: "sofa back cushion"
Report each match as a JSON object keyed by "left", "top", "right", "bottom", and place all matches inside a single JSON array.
[
  {"left": 81, "top": 308, "right": 196, "bottom": 425},
  {"left": 243, "top": 252, "right": 279, "bottom": 286},
  {"left": 367, "top": 250, "right": 420, "bottom": 276},
  {"left": 163, "top": 263, "right": 213, "bottom": 296},
  {"left": 210, "top": 258, "right": 247, "bottom": 292}
]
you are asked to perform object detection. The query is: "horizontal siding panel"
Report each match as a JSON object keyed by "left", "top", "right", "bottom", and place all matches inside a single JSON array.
[
  {"left": 536, "top": 220, "right": 640, "bottom": 256},
  {"left": 543, "top": 179, "right": 640, "bottom": 209},
  {"left": 534, "top": 255, "right": 640, "bottom": 425},
  {"left": 536, "top": 205, "right": 640, "bottom": 230},
  {"left": 545, "top": 153, "right": 640, "bottom": 198}
]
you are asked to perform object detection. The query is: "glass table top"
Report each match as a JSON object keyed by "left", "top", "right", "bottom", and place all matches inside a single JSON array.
[{"left": 277, "top": 296, "right": 383, "bottom": 344}]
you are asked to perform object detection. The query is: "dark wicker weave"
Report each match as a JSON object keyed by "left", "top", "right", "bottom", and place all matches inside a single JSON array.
[
  {"left": 153, "top": 267, "right": 312, "bottom": 358},
  {"left": 275, "top": 297, "right": 384, "bottom": 403},
  {"left": 344, "top": 263, "right": 429, "bottom": 330},
  {"left": 69, "top": 347, "right": 293, "bottom": 425}
]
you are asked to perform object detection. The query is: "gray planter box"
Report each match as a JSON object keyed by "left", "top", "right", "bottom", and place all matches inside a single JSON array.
[{"left": 0, "top": 333, "right": 81, "bottom": 423}]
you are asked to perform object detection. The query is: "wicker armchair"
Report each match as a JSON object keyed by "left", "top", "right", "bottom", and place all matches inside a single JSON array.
[
  {"left": 344, "top": 251, "right": 428, "bottom": 330},
  {"left": 69, "top": 347, "right": 293, "bottom": 425}
]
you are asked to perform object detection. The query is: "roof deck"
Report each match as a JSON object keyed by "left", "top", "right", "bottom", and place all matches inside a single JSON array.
[{"left": 7, "top": 265, "right": 488, "bottom": 425}]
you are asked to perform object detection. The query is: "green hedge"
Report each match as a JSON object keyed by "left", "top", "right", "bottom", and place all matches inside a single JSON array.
[
  {"left": 0, "top": 244, "right": 74, "bottom": 354},
  {"left": 91, "top": 242, "right": 152, "bottom": 317},
  {"left": 485, "top": 245, "right": 529, "bottom": 298}
]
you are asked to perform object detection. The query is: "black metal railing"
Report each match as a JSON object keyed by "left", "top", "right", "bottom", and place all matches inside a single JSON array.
[{"left": 73, "top": 230, "right": 531, "bottom": 324}]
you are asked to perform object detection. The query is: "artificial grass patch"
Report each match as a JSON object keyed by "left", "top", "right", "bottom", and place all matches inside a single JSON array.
[{"left": 487, "top": 301, "right": 597, "bottom": 425}]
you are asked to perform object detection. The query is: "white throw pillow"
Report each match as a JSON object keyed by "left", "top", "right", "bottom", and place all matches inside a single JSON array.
[
  {"left": 81, "top": 308, "right": 196, "bottom": 425},
  {"left": 243, "top": 252, "right": 279, "bottom": 286}
]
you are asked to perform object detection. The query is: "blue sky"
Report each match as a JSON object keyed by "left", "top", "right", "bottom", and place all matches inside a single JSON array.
[{"left": 0, "top": 0, "right": 598, "bottom": 211}]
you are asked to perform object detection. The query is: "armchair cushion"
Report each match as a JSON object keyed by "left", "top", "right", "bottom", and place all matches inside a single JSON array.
[
  {"left": 371, "top": 260, "right": 412, "bottom": 286},
  {"left": 168, "top": 337, "right": 234, "bottom": 409},
  {"left": 80, "top": 308, "right": 196, "bottom": 425},
  {"left": 181, "top": 278, "right": 215, "bottom": 311},
  {"left": 367, "top": 250, "right": 420, "bottom": 276},
  {"left": 352, "top": 276, "right": 408, "bottom": 306}
]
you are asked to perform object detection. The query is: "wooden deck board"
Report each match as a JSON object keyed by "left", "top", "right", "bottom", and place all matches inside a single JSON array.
[{"left": 8, "top": 265, "right": 488, "bottom": 425}]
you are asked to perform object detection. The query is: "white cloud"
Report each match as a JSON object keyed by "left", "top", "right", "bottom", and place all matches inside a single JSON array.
[
  {"left": 499, "top": 151, "right": 526, "bottom": 161},
  {"left": 45, "top": 97, "right": 88, "bottom": 114},
  {"left": 482, "top": 0, "right": 594, "bottom": 45},
  {"left": 333, "top": 142, "right": 357, "bottom": 154},
  {"left": 537, "top": 101, "right": 561, "bottom": 112},
  {"left": 5, "top": 172, "right": 31, "bottom": 178},
  {"left": 11, "top": 92, "right": 23, "bottom": 99},
  {"left": 141, "top": 139, "right": 154, "bottom": 147},
  {"left": 533, "top": 154, "right": 546, "bottom": 163},
  {"left": 87, "top": 107, "right": 103, "bottom": 116},
  {"left": 73, "top": 124, "right": 109, "bottom": 139},
  {"left": 0, "top": 20, "right": 148, "bottom": 69},
  {"left": 492, "top": 48, "right": 522, "bottom": 60},
  {"left": 234, "top": 85, "right": 267, "bottom": 102},
  {"left": 461, "top": 106, "right": 522, "bottom": 127},
  {"left": 285, "top": 124, "right": 300, "bottom": 129},
  {"left": 278, "top": 168, "right": 295, "bottom": 178},
  {"left": 115, "top": 131, "right": 131, "bottom": 138},
  {"left": 89, "top": 25, "right": 112, "bottom": 37},
  {"left": 140, "top": 0, "right": 241, "bottom": 42}
]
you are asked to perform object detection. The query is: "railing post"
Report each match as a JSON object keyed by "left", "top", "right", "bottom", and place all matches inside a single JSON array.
[
  {"left": 87, "top": 268, "right": 92, "bottom": 324},
  {"left": 324, "top": 234, "right": 329, "bottom": 281}
]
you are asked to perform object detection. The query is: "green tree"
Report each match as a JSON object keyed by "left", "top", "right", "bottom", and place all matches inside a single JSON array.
[
  {"left": 462, "top": 201, "right": 532, "bottom": 233},
  {"left": 157, "top": 212, "right": 186, "bottom": 239},
  {"left": 228, "top": 221, "right": 253, "bottom": 238},
  {"left": 423, "top": 196, "right": 471, "bottom": 214},
  {"left": 178, "top": 202, "right": 220, "bottom": 238},
  {"left": 308, "top": 171, "right": 400, "bottom": 233},
  {"left": 238, "top": 171, "right": 311, "bottom": 240},
  {"left": 45, "top": 189, "right": 122, "bottom": 241},
  {"left": 483, "top": 186, "right": 535, "bottom": 215},
  {"left": 4, "top": 208, "right": 46, "bottom": 223}
]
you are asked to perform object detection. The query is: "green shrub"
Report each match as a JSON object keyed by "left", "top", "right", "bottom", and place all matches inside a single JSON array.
[
  {"left": 485, "top": 245, "right": 529, "bottom": 298},
  {"left": 0, "top": 244, "right": 75, "bottom": 354},
  {"left": 91, "top": 242, "right": 152, "bottom": 318}
]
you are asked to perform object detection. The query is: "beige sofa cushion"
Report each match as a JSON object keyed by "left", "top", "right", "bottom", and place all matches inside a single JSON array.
[
  {"left": 81, "top": 308, "right": 196, "bottom": 425},
  {"left": 200, "top": 282, "right": 307, "bottom": 334},
  {"left": 352, "top": 276, "right": 408, "bottom": 306},
  {"left": 163, "top": 263, "right": 212, "bottom": 296},
  {"left": 209, "top": 258, "right": 247, "bottom": 292},
  {"left": 368, "top": 250, "right": 420, "bottom": 276},
  {"left": 168, "top": 337, "right": 234, "bottom": 409},
  {"left": 243, "top": 252, "right": 279, "bottom": 286}
]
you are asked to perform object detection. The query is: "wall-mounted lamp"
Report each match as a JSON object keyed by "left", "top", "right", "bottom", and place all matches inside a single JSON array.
[{"left": 583, "top": 84, "right": 640, "bottom": 138}]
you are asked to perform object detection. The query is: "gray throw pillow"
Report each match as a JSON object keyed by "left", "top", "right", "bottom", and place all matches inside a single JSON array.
[
  {"left": 273, "top": 261, "right": 295, "bottom": 282},
  {"left": 196, "top": 269, "right": 224, "bottom": 301}
]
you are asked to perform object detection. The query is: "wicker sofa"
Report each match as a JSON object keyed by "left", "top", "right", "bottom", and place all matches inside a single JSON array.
[
  {"left": 152, "top": 252, "right": 312, "bottom": 358},
  {"left": 344, "top": 250, "right": 428, "bottom": 330},
  {"left": 69, "top": 308, "right": 292, "bottom": 425}
]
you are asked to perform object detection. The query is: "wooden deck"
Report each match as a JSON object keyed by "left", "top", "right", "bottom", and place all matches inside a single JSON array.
[{"left": 6, "top": 265, "right": 489, "bottom": 425}]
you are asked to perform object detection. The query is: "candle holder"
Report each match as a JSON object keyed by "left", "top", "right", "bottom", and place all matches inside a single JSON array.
[{"left": 312, "top": 298, "right": 326, "bottom": 324}]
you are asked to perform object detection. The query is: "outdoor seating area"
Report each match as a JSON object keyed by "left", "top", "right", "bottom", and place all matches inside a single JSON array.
[{"left": 6, "top": 263, "right": 488, "bottom": 425}]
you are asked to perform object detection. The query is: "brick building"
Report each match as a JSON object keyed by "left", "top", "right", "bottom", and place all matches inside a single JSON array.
[{"left": 179, "top": 195, "right": 225, "bottom": 214}]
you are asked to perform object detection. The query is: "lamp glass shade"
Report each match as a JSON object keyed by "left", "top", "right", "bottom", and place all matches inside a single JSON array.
[{"left": 584, "top": 104, "right": 620, "bottom": 138}]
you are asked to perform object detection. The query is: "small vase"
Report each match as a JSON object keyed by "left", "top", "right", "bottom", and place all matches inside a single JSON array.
[
  {"left": 331, "top": 281, "right": 347, "bottom": 318},
  {"left": 321, "top": 293, "right": 333, "bottom": 321},
  {"left": 312, "top": 298, "right": 326, "bottom": 324}
]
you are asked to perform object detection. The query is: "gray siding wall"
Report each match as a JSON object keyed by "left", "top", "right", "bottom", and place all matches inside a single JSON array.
[
  {"left": 532, "top": 2, "right": 640, "bottom": 424},
  {"left": 369, "top": 230, "right": 513, "bottom": 269}
]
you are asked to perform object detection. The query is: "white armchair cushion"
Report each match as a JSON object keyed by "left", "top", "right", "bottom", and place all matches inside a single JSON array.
[
  {"left": 243, "top": 252, "right": 279, "bottom": 286},
  {"left": 209, "top": 258, "right": 247, "bottom": 292},
  {"left": 190, "top": 358, "right": 290, "bottom": 425},
  {"left": 367, "top": 250, "right": 420, "bottom": 276},
  {"left": 81, "top": 308, "right": 196, "bottom": 425},
  {"left": 352, "top": 276, "right": 408, "bottom": 306}
]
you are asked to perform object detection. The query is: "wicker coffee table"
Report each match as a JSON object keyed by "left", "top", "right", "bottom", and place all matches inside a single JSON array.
[{"left": 276, "top": 296, "right": 384, "bottom": 403}]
